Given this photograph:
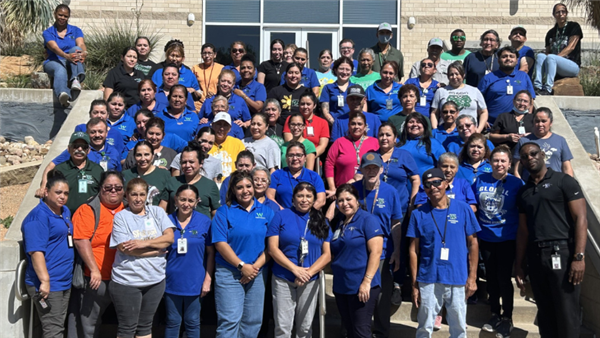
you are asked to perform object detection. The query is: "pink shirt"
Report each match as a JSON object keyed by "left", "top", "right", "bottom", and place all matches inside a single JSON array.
[{"left": 325, "top": 136, "right": 379, "bottom": 188}]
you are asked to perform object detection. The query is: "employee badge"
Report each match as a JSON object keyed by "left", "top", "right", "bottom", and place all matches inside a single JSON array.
[{"left": 177, "top": 238, "right": 188, "bottom": 254}]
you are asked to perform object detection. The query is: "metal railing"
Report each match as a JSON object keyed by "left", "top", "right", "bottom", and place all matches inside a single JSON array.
[
  {"left": 15, "top": 259, "right": 34, "bottom": 338},
  {"left": 319, "top": 270, "right": 326, "bottom": 338}
]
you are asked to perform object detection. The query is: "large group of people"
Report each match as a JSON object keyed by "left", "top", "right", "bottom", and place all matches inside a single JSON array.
[{"left": 23, "top": 2, "right": 588, "bottom": 338}]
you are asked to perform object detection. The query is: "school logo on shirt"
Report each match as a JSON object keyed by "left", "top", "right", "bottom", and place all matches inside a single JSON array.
[
  {"left": 118, "top": 125, "right": 127, "bottom": 131},
  {"left": 184, "top": 117, "right": 193, "bottom": 122},
  {"left": 448, "top": 213, "right": 458, "bottom": 224},
  {"left": 448, "top": 94, "right": 472, "bottom": 111},
  {"left": 255, "top": 212, "right": 265, "bottom": 219},
  {"left": 479, "top": 191, "right": 505, "bottom": 220},
  {"left": 376, "top": 198, "right": 386, "bottom": 208},
  {"left": 539, "top": 141, "right": 557, "bottom": 165}
]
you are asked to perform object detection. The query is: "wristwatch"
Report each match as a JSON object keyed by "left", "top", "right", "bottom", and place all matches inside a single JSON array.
[
  {"left": 237, "top": 261, "right": 245, "bottom": 271},
  {"left": 574, "top": 253, "right": 585, "bottom": 261}
]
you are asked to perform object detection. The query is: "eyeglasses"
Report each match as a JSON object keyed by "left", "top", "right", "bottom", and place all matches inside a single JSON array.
[
  {"left": 423, "top": 180, "right": 443, "bottom": 189},
  {"left": 515, "top": 99, "right": 530, "bottom": 104},
  {"left": 421, "top": 62, "right": 434, "bottom": 68},
  {"left": 253, "top": 178, "right": 269, "bottom": 184},
  {"left": 458, "top": 123, "right": 474, "bottom": 131},
  {"left": 511, "top": 31, "right": 526, "bottom": 37},
  {"left": 72, "top": 144, "right": 89, "bottom": 150},
  {"left": 289, "top": 123, "right": 304, "bottom": 128},
  {"left": 523, "top": 150, "right": 540, "bottom": 158},
  {"left": 483, "top": 38, "right": 497, "bottom": 42},
  {"left": 442, "top": 110, "right": 457, "bottom": 114},
  {"left": 232, "top": 48, "right": 245, "bottom": 54},
  {"left": 287, "top": 153, "right": 305, "bottom": 159},
  {"left": 102, "top": 185, "right": 123, "bottom": 192},
  {"left": 451, "top": 36, "right": 467, "bottom": 42}
]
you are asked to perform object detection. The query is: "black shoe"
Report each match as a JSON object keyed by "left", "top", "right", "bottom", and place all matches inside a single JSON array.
[
  {"left": 482, "top": 313, "right": 501, "bottom": 332},
  {"left": 495, "top": 317, "right": 513, "bottom": 338},
  {"left": 391, "top": 283, "right": 402, "bottom": 306},
  {"left": 538, "top": 89, "right": 552, "bottom": 96}
]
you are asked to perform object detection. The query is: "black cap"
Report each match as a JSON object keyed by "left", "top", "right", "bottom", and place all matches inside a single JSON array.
[
  {"left": 422, "top": 168, "right": 445, "bottom": 182},
  {"left": 347, "top": 84, "right": 366, "bottom": 98}
]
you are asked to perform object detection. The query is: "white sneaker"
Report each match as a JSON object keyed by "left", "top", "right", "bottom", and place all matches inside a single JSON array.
[
  {"left": 71, "top": 79, "right": 81, "bottom": 91},
  {"left": 59, "top": 92, "right": 69, "bottom": 107}
]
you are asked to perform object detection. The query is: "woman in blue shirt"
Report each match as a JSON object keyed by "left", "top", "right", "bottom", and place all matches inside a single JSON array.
[
  {"left": 23, "top": 170, "right": 74, "bottom": 338},
  {"left": 211, "top": 171, "right": 275, "bottom": 338},
  {"left": 42, "top": 4, "right": 86, "bottom": 107},
  {"left": 155, "top": 64, "right": 196, "bottom": 112},
  {"left": 404, "top": 58, "right": 439, "bottom": 118},
  {"left": 397, "top": 112, "right": 445, "bottom": 176},
  {"left": 473, "top": 145, "right": 524, "bottom": 336},
  {"left": 320, "top": 56, "right": 355, "bottom": 125},
  {"left": 165, "top": 184, "right": 214, "bottom": 338},
  {"left": 125, "top": 79, "right": 166, "bottom": 117},
  {"left": 366, "top": 61, "right": 402, "bottom": 122},
  {"left": 457, "top": 133, "right": 492, "bottom": 183},
  {"left": 431, "top": 101, "right": 460, "bottom": 145},
  {"left": 156, "top": 84, "right": 200, "bottom": 142},
  {"left": 106, "top": 92, "right": 136, "bottom": 146},
  {"left": 329, "top": 184, "right": 384, "bottom": 338},
  {"left": 267, "top": 182, "right": 332, "bottom": 337},
  {"left": 199, "top": 69, "right": 252, "bottom": 128}
]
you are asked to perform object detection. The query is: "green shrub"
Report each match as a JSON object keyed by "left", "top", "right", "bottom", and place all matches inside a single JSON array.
[
  {"left": 1, "top": 216, "right": 14, "bottom": 229},
  {"left": 82, "top": 69, "right": 108, "bottom": 90},
  {"left": 580, "top": 66, "right": 600, "bottom": 96},
  {"left": 3, "top": 74, "right": 32, "bottom": 88}
]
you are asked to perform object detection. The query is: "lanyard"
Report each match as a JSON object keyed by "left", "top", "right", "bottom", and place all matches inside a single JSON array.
[
  {"left": 429, "top": 200, "right": 450, "bottom": 246},
  {"left": 45, "top": 202, "right": 71, "bottom": 234},
  {"left": 202, "top": 63, "right": 214, "bottom": 94},
  {"left": 352, "top": 136, "right": 366, "bottom": 166},
  {"left": 362, "top": 183, "right": 380, "bottom": 214},
  {"left": 485, "top": 53, "right": 495, "bottom": 73},
  {"left": 300, "top": 217, "right": 310, "bottom": 239}
]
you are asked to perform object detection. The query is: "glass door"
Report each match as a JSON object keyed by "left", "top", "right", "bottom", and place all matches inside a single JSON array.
[{"left": 263, "top": 28, "right": 339, "bottom": 70}]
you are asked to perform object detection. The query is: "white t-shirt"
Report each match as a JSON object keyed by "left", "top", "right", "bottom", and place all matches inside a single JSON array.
[
  {"left": 170, "top": 153, "right": 223, "bottom": 180},
  {"left": 242, "top": 136, "right": 281, "bottom": 170},
  {"left": 431, "top": 84, "right": 487, "bottom": 124}
]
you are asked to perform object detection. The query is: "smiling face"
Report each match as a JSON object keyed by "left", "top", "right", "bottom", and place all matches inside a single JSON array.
[
  {"left": 283, "top": 48, "right": 295, "bottom": 63},
  {"left": 87, "top": 123, "right": 107, "bottom": 148},
  {"left": 134, "top": 144, "right": 153, "bottom": 170},
  {"left": 457, "top": 117, "right": 476, "bottom": 140},
  {"left": 285, "top": 66, "right": 302, "bottom": 87},
  {"left": 218, "top": 73, "right": 235, "bottom": 95},
  {"left": 108, "top": 97, "right": 125, "bottom": 120},
  {"left": 212, "top": 98, "right": 228, "bottom": 113},
  {"left": 169, "top": 87, "right": 187, "bottom": 111},
  {"left": 289, "top": 115, "right": 305, "bottom": 138},
  {"left": 405, "top": 117, "right": 424, "bottom": 138},
  {"left": 336, "top": 62, "right": 353, "bottom": 82},
  {"left": 467, "top": 139, "right": 485, "bottom": 162},
  {"left": 201, "top": 46, "right": 215, "bottom": 64},
  {"left": 380, "top": 64, "right": 396, "bottom": 84},
  {"left": 163, "top": 67, "right": 179, "bottom": 88},
  {"left": 378, "top": 125, "right": 395, "bottom": 150},
  {"left": 180, "top": 151, "right": 201, "bottom": 177},
  {"left": 253, "top": 170, "right": 269, "bottom": 196},
  {"left": 286, "top": 146, "right": 306, "bottom": 171},
  {"left": 175, "top": 189, "right": 199, "bottom": 215},
  {"left": 439, "top": 158, "right": 458, "bottom": 182},
  {"left": 359, "top": 52, "right": 374, "bottom": 72},
  {"left": 196, "top": 132, "right": 215, "bottom": 153},
  {"left": 167, "top": 51, "right": 184, "bottom": 68},
  {"left": 230, "top": 43, "right": 246, "bottom": 63},
  {"left": 240, "top": 60, "right": 255, "bottom": 81},
  {"left": 234, "top": 178, "right": 254, "bottom": 205},
  {"left": 145, "top": 126, "right": 164, "bottom": 148},
  {"left": 139, "top": 82, "right": 156, "bottom": 103},
  {"left": 135, "top": 114, "right": 151, "bottom": 136},
  {"left": 349, "top": 116, "right": 366, "bottom": 139},
  {"left": 424, "top": 177, "right": 448, "bottom": 200},
  {"left": 340, "top": 42, "right": 354, "bottom": 58},
  {"left": 126, "top": 183, "right": 147, "bottom": 212},
  {"left": 520, "top": 144, "right": 546, "bottom": 172},
  {"left": 54, "top": 7, "right": 70, "bottom": 26},
  {"left": 250, "top": 115, "right": 267, "bottom": 139},
  {"left": 122, "top": 49, "right": 138, "bottom": 69},
  {"left": 271, "top": 42, "right": 284, "bottom": 62},
  {"left": 299, "top": 96, "right": 316, "bottom": 118},
  {"left": 337, "top": 191, "right": 359, "bottom": 217},
  {"left": 481, "top": 33, "right": 499, "bottom": 53},
  {"left": 447, "top": 67, "right": 464, "bottom": 88},
  {"left": 491, "top": 151, "right": 511, "bottom": 176},
  {"left": 499, "top": 50, "right": 517, "bottom": 70},
  {"left": 293, "top": 188, "right": 315, "bottom": 213},
  {"left": 513, "top": 93, "right": 531, "bottom": 112}
]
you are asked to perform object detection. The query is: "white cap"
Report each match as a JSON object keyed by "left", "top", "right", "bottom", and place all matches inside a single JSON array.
[{"left": 213, "top": 112, "right": 232, "bottom": 125}]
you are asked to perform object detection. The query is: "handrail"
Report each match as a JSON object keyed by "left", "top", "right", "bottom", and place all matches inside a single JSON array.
[
  {"left": 319, "top": 270, "right": 326, "bottom": 338},
  {"left": 15, "top": 260, "right": 29, "bottom": 302}
]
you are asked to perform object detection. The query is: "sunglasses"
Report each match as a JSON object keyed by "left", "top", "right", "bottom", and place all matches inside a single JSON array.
[
  {"left": 72, "top": 144, "right": 89, "bottom": 150},
  {"left": 442, "top": 110, "right": 458, "bottom": 114},
  {"left": 424, "top": 180, "right": 443, "bottom": 189},
  {"left": 523, "top": 150, "right": 540, "bottom": 158},
  {"left": 102, "top": 185, "right": 123, "bottom": 192},
  {"left": 421, "top": 62, "right": 434, "bottom": 68},
  {"left": 232, "top": 48, "right": 245, "bottom": 54},
  {"left": 452, "top": 36, "right": 467, "bottom": 42}
]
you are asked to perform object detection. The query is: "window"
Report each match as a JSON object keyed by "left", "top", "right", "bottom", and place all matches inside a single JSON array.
[
  {"left": 205, "top": 26, "right": 261, "bottom": 65},
  {"left": 343, "top": 0, "right": 398, "bottom": 24},
  {"left": 206, "top": 0, "right": 260, "bottom": 23},
  {"left": 264, "top": 0, "right": 339, "bottom": 24},
  {"left": 342, "top": 27, "right": 398, "bottom": 60}
]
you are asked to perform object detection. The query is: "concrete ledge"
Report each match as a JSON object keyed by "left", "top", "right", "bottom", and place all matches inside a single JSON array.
[
  {"left": 0, "top": 161, "right": 42, "bottom": 187},
  {"left": 0, "top": 89, "right": 53, "bottom": 103},
  {"left": 549, "top": 96, "right": 600, "bottom": 111}
]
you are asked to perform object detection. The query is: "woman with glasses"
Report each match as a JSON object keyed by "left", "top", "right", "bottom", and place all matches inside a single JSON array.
[
  {"left": 122, "top": 141, "right": 171, "bottom": 206},
  {"left": 224, "top": 41, "right": 250, "bottom": 83},
  {"left": 109, "top": 178, "right": 174, "bottom": 338},
  {"left": 431, "top": 101, "right": 460, "bottom": 144},
  {"left": 252, "top": 167, "right": 281, "bottom": 213},
  {"left": 457, "top": 133, "right": 493, "bottom": 183},
  {"left": 268, "top": 141, "right": 326, "bottom": 210},
  {"left": 281, "top": 113, "right": 316, "bottom": 171},
  {"left": 267, "top": 182, "right": 332, "bottom": 338},
  {"left": 463, "top": 29, "right": 501, "bottom": 87},
  {"left": 403, "top": 58, "right": 439, "bottom": 119},
  {"left": 192, "top": 43, "right": 224, "bottom": 110},
  {"left": 489, "top": 90, "right": 535, "bottom": 149},
  {"left": 431, "top": 61, "right": 488, "bottom": 133},
  {"left": 258, "top": 39, "right": 289, "bottom": 93},
  {"left": 351, "top": 48, "right": 381, "bottom": 91}
]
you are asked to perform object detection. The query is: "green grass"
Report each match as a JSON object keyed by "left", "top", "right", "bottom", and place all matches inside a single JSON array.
[
  {"left": 2, "top": 74, "right": 32, "bottom": 88},
  {"left": 82, "top": 69, "right": 108, "bottom": 90},
  {"left": 1, "top": 216, "right": 14, "bottom": 229}
]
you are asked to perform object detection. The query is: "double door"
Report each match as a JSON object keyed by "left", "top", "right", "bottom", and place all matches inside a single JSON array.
[{"left": 263, "top": 28, "right": 339, "bottom": 70}]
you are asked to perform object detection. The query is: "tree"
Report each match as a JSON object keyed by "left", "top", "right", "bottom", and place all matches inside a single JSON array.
[
  {"left": 567, "top": 0, "right": 600, "bottom": 31},
  {"left": 0, "top": 0, "right": 61, "bottom": 51}
]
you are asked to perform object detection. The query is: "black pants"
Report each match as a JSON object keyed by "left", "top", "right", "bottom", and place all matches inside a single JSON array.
[
  {"left": 373, "top": 260, "right": 393, "bottom": 338},
  {"left": 335, "top": 287, "right": 381, "bottom": 338},
  {"left": 480, "top": 239, "right": 516, "bottom": 318},
  {"left": 527, "top": 243, "right": 581, "bottom": 338}
]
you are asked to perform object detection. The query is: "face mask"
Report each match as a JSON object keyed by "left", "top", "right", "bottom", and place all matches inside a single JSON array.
[
  {"left": 378, "top": 34, "right": 392, "bottom": 44},
  {"left": 513, "top": 105, "right": 528, "bottom": 115}
]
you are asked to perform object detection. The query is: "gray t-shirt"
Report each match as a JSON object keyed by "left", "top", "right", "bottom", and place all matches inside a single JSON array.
[
  {"left": 170, "top": 153, "right": 223, "bottom": 180},
  {"left": 409, "top": 59, "right": 452, "bottom": 86},
  {"left": 431, "top": 84, "right": 487, "bottom": 125},
  {"left": 123, "top": 147, "right": 178, "bottom": 171},
  {"left": 242, "top": 136, "right": 281, "bottom": 170},
  {"left": 110, "top": 206, "right": 175, "bottom": 287},
  {"left": 514, "top": 133, "right": 573, "bottom": 179}
]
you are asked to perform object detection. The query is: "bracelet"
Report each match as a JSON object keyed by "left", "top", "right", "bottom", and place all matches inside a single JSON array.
[{"left": 364, "top": 274, "right": 373, "bottom": 280}]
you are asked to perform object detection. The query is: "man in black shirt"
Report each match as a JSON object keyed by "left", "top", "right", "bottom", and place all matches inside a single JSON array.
[{"left": 515, "top": 142, "right": 587, "bottom": 338}]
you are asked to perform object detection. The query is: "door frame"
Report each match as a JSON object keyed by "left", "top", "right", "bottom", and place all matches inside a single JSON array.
[{"left": 262, "top": 27, "right": 340, "bottom": 65}]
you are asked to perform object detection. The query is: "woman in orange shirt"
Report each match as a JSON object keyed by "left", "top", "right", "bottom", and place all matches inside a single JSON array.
[{"left": 192, "top": 43, "right": 224, "bottom": 111}]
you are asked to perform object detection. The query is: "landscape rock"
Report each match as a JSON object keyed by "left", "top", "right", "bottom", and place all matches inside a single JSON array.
[
  {"left": 0, "top": 136, "right": 5, "bottom": 143},
  {"left": 553, "top": 77, "right": 584, "bottom": 96},
  {"left": 30, "top": 72, "right": 51, "bottom": 89}
]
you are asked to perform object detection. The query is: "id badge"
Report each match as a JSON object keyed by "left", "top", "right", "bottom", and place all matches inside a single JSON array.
[
  {"left": 307, "top": 126, "right": 315, "bottom": 136},
  {"left": 485, "top": 69, "right": 491, "bottom": 75},
  {"left": 99, "top": 160, "right": 108, "bottom": 172},
  {"left": 177, "top": 238, "right": 188, "bottom": 254},
  {"left": 551, "top": 254, "right": 562, "bottom": 270},
  {"left": 386, "top": 99, "right": 393, "bottom": 110},
  {"left": 67, "top": 234, "right": 74, "bottom": 248},
  {"left": 420, "top": 95, "right": 427, "bottom": 107},
  {"left": 332, "top": 229, "right": 341, "bottom": 241},
  {"left": 78, "top": 179, "right": 88, "bottom": 194},
  {"left": 440, "top": 247, "right": 449, "bottom": 261},
  {"left": 507, "top": 85, "right": 513, "bottom": 95},
  {"left": 153, "top": 159, "right": 163, "bottom": 167},
  {"left": 300, "top": 238, "right": 309, "bottom": 256},
  {"left": 447, "top": 192, "right": 455, "bottom": 199},
  {"left": 518, "top": 126, "right": 526, "bottom": 135},
  {"left": 337, "top": 95, "right": 344, "bottom": 107}
]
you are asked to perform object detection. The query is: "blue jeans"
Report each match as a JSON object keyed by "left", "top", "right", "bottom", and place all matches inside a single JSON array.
[
  {"left": 534, "top": 53, "right": 580, "bottom": 91},
  {"left": 417, "top": 283, "right": 466, "bottom": 338},
  {"left": 214, "top": 264, "right": 266, "bottom": 338},
  {"left": 43, "top": 46, "right": 85, "bottom": 99},
  {"left": 164, "top": 293, "right": 201, "bottom": 338}
]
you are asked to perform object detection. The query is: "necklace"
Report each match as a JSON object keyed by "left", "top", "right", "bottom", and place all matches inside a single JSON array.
[{"left": 274, "top": 61, "right": 282, "bottom": 75}]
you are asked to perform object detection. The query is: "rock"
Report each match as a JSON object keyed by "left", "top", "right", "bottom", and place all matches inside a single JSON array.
[
  {"left": 45, "top": 140, "right": 53, "bottom": 145},
  {"left": 40, "top": 148, "right": 49, "bottom": 155},
  {"left": 553, "top": 77, "right": 584, "bottom": 96},
  {"left": 0, "top": 136, "right": 5, "bottom": 143},
  {"left": 30, "top": 72, "right": 51, "bottom": 89},
  {"left": 8, "top": 148, "right": 23, "bottom": 157},
  {"left": 8, "top": 158, "right": 20, "bottom": 165},
  {"left": 0, "top": 157, "right": 6, "bottom": 165},
  {"left": 591, "top": 154, "right": 599, "bottom": 161},
  {"left": 24, "top": 136, "right": 38, "bottom": 146}
]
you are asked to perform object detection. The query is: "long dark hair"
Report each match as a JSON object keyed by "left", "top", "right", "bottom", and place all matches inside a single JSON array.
[
  {"left": 226, "top": 171, "right": 254, "bottom": 207},
  {"left": 459, "top": 133, "right": 491, "bottom": 163},
  {"left": 397, "top": 112, "right": 433, "bottom": 155},
  {"left": 293, "top": 182, "right": 329, "bottom": 240},
  {"left": 330, "top": 184, "right": 361, "bottom": 229}
]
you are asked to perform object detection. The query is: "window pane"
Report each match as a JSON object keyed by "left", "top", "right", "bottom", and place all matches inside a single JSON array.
[
  {"left": 206, "top": 0, "right": 260, "bottom": 23},
  {"left": 205, "top": 26, "right": 261, "bottom": 65},
  {"left": 264, "top": 0, "right": 339, "bottom": 24},
  {"left": 270, "top": 33, "right": 297, "bottom": 48},
  {"left": 343, "top": 0, "right": 397, "bottom": 24},
  {"left": 342, "top": 27, "right": 398, "bottom": 60},
  {"left": 306, "top": 33, "right": 333, "bottom": 70}
]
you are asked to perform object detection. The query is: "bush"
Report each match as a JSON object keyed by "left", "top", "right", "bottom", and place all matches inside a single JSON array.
[
  {"left": 3, "top": 75, "right": 32, "bottom": 88},
  {"left": 1, "top": 216, "right": 14, "bottom": 229},
  {"left": 82, "top": 69, "right": 108, "bottom": 90}
]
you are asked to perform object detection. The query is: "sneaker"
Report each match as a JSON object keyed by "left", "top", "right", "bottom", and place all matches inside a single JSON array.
[
  {"left": 495, "top": 317, "right": 513, "bottom": 338},
  {"left": 71, "top": 79, "right": 81, "bottom": 91},
  {"left": 433, "top": 315, "right": 442, "bottom": 331},
  {"left": 391, "top": 283, "right": 402, "bottom": 306},
  {"left": 482, "top": 313, "right": 501, "bottom": 332},
  {"left": 59, "top": 92, "right": 69, "bottom": 107}
]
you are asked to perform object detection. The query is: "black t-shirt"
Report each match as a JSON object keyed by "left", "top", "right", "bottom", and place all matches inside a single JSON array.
[
  {"left": 491, "top": 112, "right": 534, "bottom": 149},
  {"left": 516, "top": 168, "right": 584, "bottom": 242},
  {"left": 135, "top": 59, "right": 157, "bottom": 78},
  {"left": 545, "top": 21, "right": 583, "bottom": 66},
  {"left": 258, "top": 60, "right": 288, "bottom": 93},
  {"left": 103, "top": 63, "right": 145, "bottom": 108},
  {"left": 122, "top": 146, "right": 178, "bottom": 171},
  {"left": 266, "top": 84, "right": 310, "bottom": 126}
]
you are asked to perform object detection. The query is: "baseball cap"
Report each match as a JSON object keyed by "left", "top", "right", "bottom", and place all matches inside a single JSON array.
[
  {"left": 510, "top": 25, "right": 527, "bottom": 36},
  {"left": 428, "top": 38, "right": 444, "bottom": 48},
  {"left": 360, "top": 152, "right": 383, "bottom": 169},
  {"left": 213, "top": 112, "right": 232, "bottom": 125},
  {"left": 69, "top": 131, "right": 90, "bottom": 145},
  {"left": 378, "top": 22, "right": 392, "bottom": 32},
  {"left": 422, "top": 168, "right": 445, "bottom": 182},
  {"left": 347, "top": 84, "right": 366, "bottom": 98}
]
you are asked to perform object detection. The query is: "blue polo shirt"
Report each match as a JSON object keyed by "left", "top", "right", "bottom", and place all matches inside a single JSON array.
[
  {"left": 407, "top": 199, "right": 480, "bottom": 285},
  {"left": 432, "top": 127, "right": 458, "bottom": 145},
  {"left": 22, "top": 199, "right": 74, "bottom": 291},
  {"left": 219, "top": 176, "right": 231, "bottom": 206},
  {"left": 107, "top": 114, "right": 136, "bottom": 145},
  {"left": 43, "top": 24, "right": 83, "bottom": 63},
  {"left": 125, "top": 101, "right": 167, "bottom": 118},
  {"left": 457, "top": 159, "right": 492, "bottom": 184},
  {"left": 398, "top": 138, "right": 446, "bottom": 176},
  {"left": 330, "top": 59, "right": 359, "bottom": 75},
  {"left": 403, "top": 77, "right": 439, "bottom": 118},
  {"left": 473, "top": 173, "right": 524, "bottom": 242},
  {"left": 516, "top": 45, "right": 535, "bottom": 78},
  {"left": 330, "top": 208, "right": 383, "bottom": 295},
  {"left": 280, "top": 67, "right": 320, "bottom": 89},
  {"left": 331, "top": 111, "right": 381, "bottom": 141},
  {"left": 235, "top": 80, "right": 267, "bottom": 102},
  {"left": 155, "top": 87, "right": 196, "bottom": 112},
  {"left": 353, "top": 180, "right": 402, "bottom": 259},
  {"left": 166, "top": 211, "right": 212, "bottom": 296},
  {"left": 415, "top": 177, "right": 477, "bottom": 206},
  {"left": 224, "top": 64, "right": 258, "bottom": 83},
  {"left": 152, "top": 65, "right": 200, "bottom": 91},
  {"left": 319, "top": 81, "right": 354, "bottom": 121},
  {"left": 267, "top": 208, "right": 333, "bottom": 283},
  {"left": 211, "top": 198, "right": 275, "bottom": 271},
  {"left": 122, "top": 133, "right": 188, "bottom": 160},
  {"left": 477, "top": 69, "right": 536, "bottom": 123},
  {"left": 443, "top": 136, "right": 495, "bottom": 156},
  {"left": 380, "top": 148, "right": 419, "bottom": 214},
  {"left": 199, "top": 94, "right": 251, "bottom": 123},
  {"left": 262, "top": 198, "right": 281, "bottom": 213},
  {"left": 52, "top": 144, "right": 122, "bottom": 171},
  {"left": 366, "top": 81, "right": 402, "bottom": 122},
  {"left": 156, "top": 108, "right": 199, "bottom": 141},
  {"left": 74, "top": 124, "right": 125, "bottom": 156},
  {"left": 269, "top": 168, "right": 326, "bottom": 209}
]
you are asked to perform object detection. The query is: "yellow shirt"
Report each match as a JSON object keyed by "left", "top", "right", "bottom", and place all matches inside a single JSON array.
[{"left": 208, "top": 136, "right": 246, "bottom": 178}]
